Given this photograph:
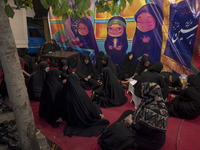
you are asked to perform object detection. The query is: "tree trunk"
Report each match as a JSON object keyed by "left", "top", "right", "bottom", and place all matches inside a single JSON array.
[{"left": 0, "top": 1, "right": 40, "bottom": 150}]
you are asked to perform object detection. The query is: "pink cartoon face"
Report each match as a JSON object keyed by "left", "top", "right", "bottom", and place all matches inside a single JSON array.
[
  {"left": 136, "top": 12, "right": 156, "bottom": 32},
  {"left": 78, "top": 23, "right": 89, "bottom": 36},
  {"left": 108, "top": 24, "right": 124, "bottom": 37}
]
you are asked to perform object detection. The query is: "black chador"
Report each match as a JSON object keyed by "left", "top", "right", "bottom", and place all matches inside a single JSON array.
[
  {"left": 39, "top": 69, "right": 64, "bottom": 127},
  {"left": 93, "top": 67, "right": 127, "bottom": 108},
  {"left": 63, "top": 75, "right": 109, "bottom": 137}
]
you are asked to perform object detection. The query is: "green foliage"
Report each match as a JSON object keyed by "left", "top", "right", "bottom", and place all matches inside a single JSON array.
[
  {"left": 4, "top": 0, "right": 134, "bottom": 20},
  {"left": 4, "top": 4, "right": 14, "bottom": 18},
  {"left": 95, "top": 0, "right": 134, "bottom": 15}
]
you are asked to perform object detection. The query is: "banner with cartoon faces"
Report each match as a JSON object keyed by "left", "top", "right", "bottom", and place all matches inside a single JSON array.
[{"left": 49, "top": 0, "right": 200, "bottom": 74}]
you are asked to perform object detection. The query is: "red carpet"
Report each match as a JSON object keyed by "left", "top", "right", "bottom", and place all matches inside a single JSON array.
[{"left": 31, "top": 90, "right": 200, "bottom": 150}]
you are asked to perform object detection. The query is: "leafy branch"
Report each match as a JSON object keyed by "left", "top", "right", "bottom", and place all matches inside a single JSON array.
[
  {"left": 95, "top": 0, "right": 133, "bottom": 15},
  {"left": 4, "top": 0, "right": 133, "bottom": 20}
]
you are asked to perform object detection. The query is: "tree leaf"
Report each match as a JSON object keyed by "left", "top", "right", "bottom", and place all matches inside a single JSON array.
[
  {"left": 4, "top": 0, "right": 8, "bottom": 4},
  {"left": 62, "top": 13, "right": 69, "bottom": 21},
  {"left": 86, "top": 10, "right": 93, "bottom": 16},
  {"left": 4, "top": 4, "right": 15, "bottom": 18},
  {"left": 120, "top": 0, "right": 126, "bottom": 11},
  {"left": 40, "top": 0, "right": 50, "bottom": 9},
  {"left": 127, "top": 0, "right": 133, "bottom": 6},
  {"left": 83, "top": 11, "right": 87, "bottom": 18},
  {"left": 46, "top": 0, "right": 53, "bottom": 6},
  {"left": 61, "top": 1, "right": 69, "bottom": 14},
  {"left": 16, "top": 0, "right": 23, "bottom": 8},
  {"left": 83, "top": 0, "right": 91, "bottom": 10},
  {"left": 77, "top": 0, "right": 84, "bottom": 11}
]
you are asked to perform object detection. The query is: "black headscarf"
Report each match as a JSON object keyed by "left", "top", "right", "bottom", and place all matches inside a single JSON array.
[
  {"left": 118, "top": 52, "right": 136, "bottom": 79},
  {"left": 187, "top": 74, "right": 200, "bottom": 91},
  {"left": 135, "top": 55, "right": 152, "bottom": 75},
  {"left": 101, "top": 55, "right": 117, "bottom": 77},
  {"left": 39, "top": 69, "right": 63, "bottom": 126},
  {"left": 76, "top": 54, "right": 94, "bottom": 79},
  {"left": 51, "top": 39, "right": 61, "bottom": 51},
  {"left": 59, "top": 59, "right": 73, "bottom": 75},
  {"left": 148, "top": 62, "right": 163, "bottom": 73},
  {"left": 101, "top": 67, "right": 127, "bottom": 107},
  {"left": 24, "top": 55, "right": 37, "bottom": 74},
  {"left": 94, "top": 51, "right": 105, "bottom": 74},
  {"left": 63, "top": 75, "right": 109, "bottom": 137},
  {"left": 134, "top": 62, "right": 168, "bottom": 99},
  {"left": 29, "top": 61, "right": 49, "bottom": 100},
  {"left": 161, "top": 71, "right": 182, "bottom": 87}
]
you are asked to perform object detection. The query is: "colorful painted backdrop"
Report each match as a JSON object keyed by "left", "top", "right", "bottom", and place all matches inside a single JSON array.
[{"left": 48, "top": 0, "right": 200, "bottom": 75}]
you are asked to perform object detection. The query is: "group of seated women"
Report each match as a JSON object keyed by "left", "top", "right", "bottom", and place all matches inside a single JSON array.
[{"left": 23, "top": 51, "right": 200, "bottom": 150}]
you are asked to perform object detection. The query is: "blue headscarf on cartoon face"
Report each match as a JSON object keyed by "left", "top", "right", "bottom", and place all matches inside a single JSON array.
[
  {"left": 104, "top": 16, "right": 128, "bottom": 66},
  {"left": 77, "top": 17, "right": 99, "bottom": 56},
  {"left": 164, "top": 0, "right": 199, "bottom": 68},
  {"left": 131, "top": 3, "right": 163, "bottom": 63}
]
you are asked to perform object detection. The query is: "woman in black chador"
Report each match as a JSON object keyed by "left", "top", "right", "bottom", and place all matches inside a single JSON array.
[
  {"left": 101, "top": 55, "right": 117, "bottom": 77},
  {"left": 39, "top": 69, "right": 65, "bottom": 127},
  {"left": 133, "top": 55, "right": 152, "bottom": 78},
  {"left": 118, "top": 52, "right": 136, "bottom": 80},
  {"left": 134, "top": 62, "right": 168, "bottom": 99},
  {"left": 168, "top": 74, "right": 200, "bottom": 120},
  {"left": 62, "top": 75, "right": 109, "bottom": 137},
  {"left": 59, "top": 59, "right": 73, "bottom": 75},
  {"left": 161, "top": 71, "right": 182, "bottom": 94},
  {"left": 94, "top": 51, "right": 105, "bottom": 80},
  {"left": 98, "top": 82, "right": 168, "bottom": 150},
  {"left": 28, "top": 61, "right": 49, "bottom": 101},
  {"left": 92, "top": 67, "right": 127, "bottom": 108},
  {"left": 76, "top": 54, "right": 97, "bottom": 90}
]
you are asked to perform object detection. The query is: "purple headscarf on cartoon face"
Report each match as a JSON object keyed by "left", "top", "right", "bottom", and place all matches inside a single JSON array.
[
  {"left": 77, "top": 17, "right": 99, "bottom": 56},
  {"left": 131, "top": 3, "right": 163, "bottom": 64},
  {"left": 104, "top": 16, "right": 128, "bottom": 66}
]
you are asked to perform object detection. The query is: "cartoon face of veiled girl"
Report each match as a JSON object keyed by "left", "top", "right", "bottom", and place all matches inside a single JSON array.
[
  {"left": 77, "top": 17, "right": 99, "bottom": 56},
  {"left": 104, "top": 16, "right": 128, "bottom": 66},
  {"left": 131, "top": 4, "right": 163, "bottom": 63}
]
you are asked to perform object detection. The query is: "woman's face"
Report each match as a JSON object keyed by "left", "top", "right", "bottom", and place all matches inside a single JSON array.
[
  {"left": 62, "top": 65, "right": 68, "bottom": 71},
  {"left": 129, "top": 54, "right": 133, "bottom": 60},
  {"left": 144, "top": 61, "right": 150, "bottom": 67},
  {"left": 101, "top": 60, "right": 106, "bottom": 65},
  {"left": 108, "top": 23, "right": 124, "bottom": 37},
  {"left": 84, "top": 59, "right": 89, "bottom": 64},
  {"left": 137, "top": 12, "right": 156, "bottom": 32},
  {"left": 78, "top": 23, "right": 89, "bottom": 36},
  {"left": 44, "top": 67, "right": 50, "bottom": 72}
]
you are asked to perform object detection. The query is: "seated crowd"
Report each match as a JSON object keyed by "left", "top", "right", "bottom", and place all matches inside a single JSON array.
[{"left": 1, "top": 46, "right": 200, "bottom": 150}]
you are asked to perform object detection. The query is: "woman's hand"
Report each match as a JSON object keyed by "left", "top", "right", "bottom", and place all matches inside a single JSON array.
[
  {"left": 87, "top": 75, "right": 91, "bottom": 79},
  {"left": 62, "top": 79, "right": 67, "bottom": 84},
  {"left": 100, "top": 114, "right": 104, "bottom": 119},
  {"left": 124, "top": 114, "right": 133, "bottom": 127}
]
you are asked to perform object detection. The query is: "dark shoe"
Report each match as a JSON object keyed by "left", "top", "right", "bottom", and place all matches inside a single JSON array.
[{"left": 7, "top": 133, "right": 19, "bottom": 141}]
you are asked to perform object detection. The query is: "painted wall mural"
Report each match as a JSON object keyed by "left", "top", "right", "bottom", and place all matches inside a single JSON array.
[{"left": 48, "top": 0, "right": 200, "bottom": 75}]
